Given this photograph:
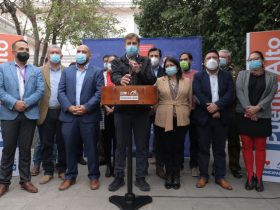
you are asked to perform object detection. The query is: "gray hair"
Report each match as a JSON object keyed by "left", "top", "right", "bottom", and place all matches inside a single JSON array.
[
  {"left": 47, "top": 45, "right": 61, "bottom": 54},
  {"left": 219, "top": 49, "right": 232, "bottom": 59}
]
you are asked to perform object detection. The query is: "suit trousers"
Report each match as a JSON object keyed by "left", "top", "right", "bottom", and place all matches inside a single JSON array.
[
  {"left": 0, "top": 113, "right": 36, "bottom": 185},
  {"left": 62, "top": 117, "right": 100, "bottom": 180},
  {"left": 114, "top": 112, "right": 150, "bottom": 178},
  {"left": 38, "top": 109, "right": 66, "bottom": 175},
  {"left": 197, "top": 118, "right": 227, "bottom": 180},
  {"left": 104, "top": 113, "right": 116, "bottom": 165}
]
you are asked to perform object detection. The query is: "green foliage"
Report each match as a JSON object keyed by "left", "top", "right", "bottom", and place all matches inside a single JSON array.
[{"left": 134, "top": 0, "right": 280, "bottom": 67}]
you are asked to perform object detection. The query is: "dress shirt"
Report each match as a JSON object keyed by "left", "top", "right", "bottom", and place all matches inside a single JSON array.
[
  {"left": 76, "top": 64, "right": 88, "bottom": 105},
  {"left": 207, "top": 70, "right": 219, "bottom": 103},
  {"left": 15, "top": 62, "right": 26, "bottom": 100},
  {"left": 49, "top": 66, "right": 62, "bottom": 108}
]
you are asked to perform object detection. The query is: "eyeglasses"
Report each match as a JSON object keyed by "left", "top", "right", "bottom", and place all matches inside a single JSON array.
[{"left": 247, "top": 57, "right": 261, "bottom": 62}]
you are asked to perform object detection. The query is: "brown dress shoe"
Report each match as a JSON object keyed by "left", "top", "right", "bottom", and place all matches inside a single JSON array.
[
  {"left": 0, "top": 184, "right": 9, "bottom": 197},
  {"left": 58, "top": 180, "right": 76, "bottom": 191},
  {"left": 21, "top": 182, "right": 38, "bottom": 193},
  {"left": 90, "top": 179, "right": 100, "bottom": 190},
  {"left": 31, "top": 165, "right": 40, "bottom": 176},
  {"left": 196, "top": 177, "right": 208, "bottom": 188},
  {"left": 215, "top": 179, "right": 233, "bottom": 190}
]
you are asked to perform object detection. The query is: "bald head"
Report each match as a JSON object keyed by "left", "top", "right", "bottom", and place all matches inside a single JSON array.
[{"left": 77, "top": 45, "right": 91, "bottom": 58}]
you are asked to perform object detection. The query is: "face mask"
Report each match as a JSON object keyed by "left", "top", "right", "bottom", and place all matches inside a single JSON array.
[
  {"left": 165, "top": 66, "right": 177, "bottom": 76},
  {"left": 180, "top": 61, "right": 190, "bottom": 71},
  {"left": 75, "top": 53, "right": 87, "bottom": 65},
  {"left": 126, "top": 45, "right": 138, "bottom": 57},
  {"left": 150, "top": 57, "right": 159, "bottom": 67},
  {"left": 219, "top": 58, "right": 227, "bottom": 68},
  {"left": 103, "top": 62, "right": 107, "bottom": 69},
  {"left": 17, "top": 52, "right": 29, "bottom": 62},
  {"left": 206, "top": 58, "right": 218, "bottom": 71},
  {"left": 107, "top": 63, "right": 112, "bottom": 71},
  {"left": 249, "top": 60, "right": 262, "bottom": 71},
  {"left": 50, "top": 54, "right": 61, "bottom": 64}
]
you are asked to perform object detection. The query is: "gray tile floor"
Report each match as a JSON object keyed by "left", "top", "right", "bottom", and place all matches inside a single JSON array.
[{"left": 0, "top": 158, "right": 280, "bottom": 210}]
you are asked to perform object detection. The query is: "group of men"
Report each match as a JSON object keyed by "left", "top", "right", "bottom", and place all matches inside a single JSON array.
[{"left": 0, "top": 33, "right": 242, "bottom": 198}]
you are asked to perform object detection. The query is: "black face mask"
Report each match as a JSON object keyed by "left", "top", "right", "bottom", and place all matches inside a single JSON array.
[{"left": 17, "top": 52, "right": 30, "bottom": 62}]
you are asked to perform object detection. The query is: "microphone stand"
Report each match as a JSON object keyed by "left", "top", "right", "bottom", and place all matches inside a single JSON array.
[{"left": 109, "top": 59, "right": 153, "bottom": 210}]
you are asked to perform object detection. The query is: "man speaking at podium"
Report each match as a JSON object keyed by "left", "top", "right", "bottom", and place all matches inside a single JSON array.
[{"left": 109, "top": 33, "right": 156, "bottom": 192}]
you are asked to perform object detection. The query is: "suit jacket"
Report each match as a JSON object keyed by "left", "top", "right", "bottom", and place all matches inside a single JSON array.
[
  {"left": 154, "top": 76, "right": 192, "bottom": 131},
  {"left": 38, "top": 64, "right": 65, "bottom": 125},
  {"left": 58, "top": 63, "right": 104, "bottom": 123},
  {"left": 192, "top": 69, "right": 234, "bottom": 126},
  {"left": 0, "top": 61, "right": 45, "bottom": 120},
  {"left": 154, "top": 66, "right": 165, "bottom": 78},
  {"left": 235, "top": 70, "right": 277, "bottom": 118}
]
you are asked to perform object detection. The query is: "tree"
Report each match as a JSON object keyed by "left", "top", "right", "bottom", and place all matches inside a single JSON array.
[
  {"left": 0, "top": 0, "right": 123, "bottom": 66},
  {"left": 134, "top": 0, "right": 280, "bottom": 66}
]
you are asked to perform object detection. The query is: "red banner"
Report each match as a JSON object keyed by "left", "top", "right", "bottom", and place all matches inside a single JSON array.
[{"left": 0, "top": 34, "right": 24, "bottom": 64}]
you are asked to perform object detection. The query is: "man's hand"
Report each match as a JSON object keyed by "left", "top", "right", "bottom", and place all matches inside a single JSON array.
[
  {"left": 75, "top": 105, "right": 87, "bottom": 115},
  {"left": 250, "top": 114, "right": 258, "bottom": 121},
  {"left": 120, "top": 74, "right": 131, "bottom": 86},
  {"left": 68, "top": 105, "right": 79, "bottom": 115},
  {"left": 212, "top": 112, "right": 220, "bottom": 119},
  {"left": 105, "top": 105, "right": 114, "bottom": 115},
  {"left": 129, "top": 60, "right": 142, "bottom": 74},
  {"left": 206, "top": 103, "right": 219, "bottom": 113},
  {"left": 14, "top": 100, "right": 26, "bottom": 112},
  {"left": 246, "top": 105, "right": 261, "bottom": 116}
]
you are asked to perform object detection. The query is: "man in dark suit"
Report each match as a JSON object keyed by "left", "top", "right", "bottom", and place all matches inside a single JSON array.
[
  {"left": 192, "top": 50, "right": 234, "bottom": 190},
  {"left": 109, "top": 33, "right": 156, "bottom": 192},
  {"left": 147, "top": 47, "right": 166, "bottom": 179},
  {"left": 57, "top": 45, "right": 104, "bottom": 191},
  {"left": 0, "top": 40, "right": 44, "bottom": 197}
]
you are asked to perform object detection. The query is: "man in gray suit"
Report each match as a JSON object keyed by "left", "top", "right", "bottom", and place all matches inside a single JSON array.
[{"left": 0, "top": 40, "right": 44, "bottom": 197}]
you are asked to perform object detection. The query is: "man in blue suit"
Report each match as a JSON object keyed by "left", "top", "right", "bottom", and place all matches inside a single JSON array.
[
  {"left": 58, "top": 45, "right": 104, "bottom": 191},
  {"left": 192, "top": 50, "right": 234, "bottom": 190},
  {"left": 0, "top": 40, "right": 44, "bottom": 197}
]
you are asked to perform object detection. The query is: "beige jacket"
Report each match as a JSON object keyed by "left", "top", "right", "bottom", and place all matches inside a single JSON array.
[
  {"left": 37, "top": 64, "right": 65, "bottom": 125},
  {"left": 154, "top": 76, "right": 192, "bottom": 132}
]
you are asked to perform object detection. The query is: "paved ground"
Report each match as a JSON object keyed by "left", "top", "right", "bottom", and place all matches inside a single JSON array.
[{"left": 0, "top": 158, "right": 280, "bottom": 210}]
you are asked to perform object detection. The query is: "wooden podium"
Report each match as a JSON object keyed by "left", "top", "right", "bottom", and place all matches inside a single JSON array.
[
  {"left": 103, "top": 85, "right": 156, "bottom": 210},
  {"left": 101, "top": 85, "right": 158, "bottom": 105}
]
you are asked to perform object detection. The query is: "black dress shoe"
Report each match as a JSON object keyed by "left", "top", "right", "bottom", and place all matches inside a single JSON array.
[
  {"left": 78, "top": 157, "right": 87, "bottom": 165},
  {"left": 173, "top": 176, "right": 180, "bottom": 190},
  {"left": 165, "top": 175, "right": 173, "bottom": 189},
  {"left": 108, "top": 178, "right": 125, "bottom": 192},
  {"left": 255, "top": 176, "right": 264, "bottom": 192},
  {"left": 105, "top": 164, "right": 113, "bottom": 177},
  {"left": 245, "top": 176, "right": 254, "bottom": 190},
  {"left": 232, "top": 170, "right": 242, "bottom": 179}
]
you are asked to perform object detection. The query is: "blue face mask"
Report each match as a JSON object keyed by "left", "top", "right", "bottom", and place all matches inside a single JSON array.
[
  {"left": 126, "top": 45, "right": 138, "bottom": 57},
  {"left": 76, "top": 53, "right": 87, "bottom": 64},
  {"left": 219, "top": 58, "right": 227, "bottom": 68},
  {"left": 249, "top": 59, "right": 262, "bottom": 70},
  {"left": 50, "top": 54, "right": 61, "bottom": 64},
  {"left": 165, "top": 66, "right": 177, "bottom": 76}
]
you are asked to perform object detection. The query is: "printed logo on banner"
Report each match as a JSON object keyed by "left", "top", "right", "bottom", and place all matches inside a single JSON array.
[{"left": 139, "top": 44, "right": 154, "bottom": 57}]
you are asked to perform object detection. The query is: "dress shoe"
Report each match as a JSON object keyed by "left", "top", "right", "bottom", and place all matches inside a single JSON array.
[
  {"left": 109, "top": 178, "right": 125, "bottom": 192},
  {"left": 31, "top": 165, "right": 40, "bottom": 176},
  {"left": 232, "top": 170, "right": 242, "bottom": 179},
  {"left": 196, "top": 177, "right": 208, "bottom": 188},
  {"left": 0, "top": 184, "right": 9, "bottom": 197},
  {"left": 165, "top": 175, "right": 173, "bottom": 189},
  {"left": 215, "top": 179, "right": 233, "bottom": 190},
  {"left": 78, "top": 157, "right": 87, "bottom": 165},
  {"left": 58, "top": 173, "right": 65, "bottom": 180},
  {"left": 156, "top": 167, "right": 167, "bottom": 179},
  {"left": 105, "top": 164, "right": 113, "bottom": 177},
  {"left": 39, "top": 175, "right": 53, "bottom": 184},
  {"left": 135, "top": 178, "right": 150, "bottom": 191},
  {"left": 255, "top": 176, "right": 264, "bottom": 192},
  {"left": 173, "top": 176, "right": 180, "bottom": 190},
  {"left": 191, "top": 167, "right": 199, "bottom": 177},
  {"left": 21, "top": 182, "right": 38, "bottom": 193},
  {"left": 245, "top": 176, "right": 255, "bottom": 190},
  {"left": 90, "top": 179, "right": 100, "bottom": 190},
  {"left": 58, "top": 179, "right": 76, "bottom": 191}
]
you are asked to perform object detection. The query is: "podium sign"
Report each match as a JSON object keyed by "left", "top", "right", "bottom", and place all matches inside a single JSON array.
[{"left": 101, "top": 86, "right": 158, "bottom": 105}]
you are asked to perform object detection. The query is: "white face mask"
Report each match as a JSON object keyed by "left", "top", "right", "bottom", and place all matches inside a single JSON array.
[
  {"left": 206, "top": 58, "right": 219, "bottom": 71},
  {"left": 107, "top": 63, "right": 112, "bottom": 71},
  {"left": 150, "top": 57, "right": 160, "bottom": 67}
]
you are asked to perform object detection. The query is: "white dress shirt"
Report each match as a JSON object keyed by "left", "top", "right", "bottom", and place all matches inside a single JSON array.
[
  {"left": 16, "top": 63, "right": 26, "bottom": 100},
  {"left": 49, "top": 67, "right": 62, "bottom": 108},
  {"left": 207, "top": 70, "right": 219, "bottom": 103},
  {"left": 76, "top": 64, "right": 88, "bottom": 105}
]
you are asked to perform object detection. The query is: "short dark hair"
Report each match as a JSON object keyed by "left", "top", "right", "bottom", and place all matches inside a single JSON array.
[
  {"left": 124, "top": 33, "right": 140, "bottom": 43},
  {"left": 204, "top": 49, "right": 219, "bottom": 58},
  {"left": 164, "top": 57, "right": 183, "bottom": 81},
  {"left": 179, "top": 52, "right": 193, "bottom": 61},
  {"left": 148, "top": 47, "right": 162, "bottom": 58},
  {"left": 103, "top": 55, "right": 109, "bottom": 61},
  {"left": 12, "top": 39, "right": 28, "bottom": 50},
  {"left": 250, "top": 50, "right": 265, "bottom": 60}
]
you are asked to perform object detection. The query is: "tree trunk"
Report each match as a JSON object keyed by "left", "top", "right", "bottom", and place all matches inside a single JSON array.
[
  {"left": 39, "top": 31, "right": 51, "bottom": 66},
  {"left": 29, "top": 15, "right": 40, "bottom": 66},
  {"left": 2, "top": 0, "right": 22, "bottom": 35}
]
